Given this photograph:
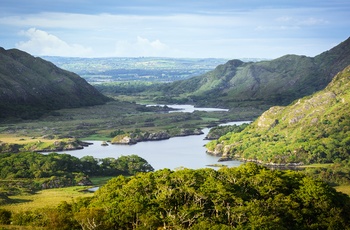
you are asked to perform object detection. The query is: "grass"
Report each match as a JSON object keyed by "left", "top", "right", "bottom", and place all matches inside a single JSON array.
[
  {"left": 0, "top": 225, "right": 45, "bottom": 229},
  {"left": 334, "top": 185, "right": 350, "bottom": 196},
  {"left": 89, "top": 176, "right": 114, "bottom": 186},
  {"left": 81, "top": 133, "right": 110, "bottom": 141},
  {"left": 0, "top": 176, "right": 113, "bottom": 212},
  {"left": 0, "top": 134, "right": 58, "bottom": 145},
  {"left": 1, "top": 186, "right": 94, "bottom": 212},
  {"left": 298, "top": 163, "right": 333, "bottom": 168}
]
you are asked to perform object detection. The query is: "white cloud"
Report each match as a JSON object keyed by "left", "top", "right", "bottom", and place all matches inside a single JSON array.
[
  {"left": 114, "top": 36, "right": 187, "bottom": 57},
  {"left": 16, "top": 28, "right": 92, "bottom": 57},
  {"left": 275, "top": 16, "right": 329, "bottom": 26},
  {"left": 1, "top": 4, "right": 344, "bottom": 58}
]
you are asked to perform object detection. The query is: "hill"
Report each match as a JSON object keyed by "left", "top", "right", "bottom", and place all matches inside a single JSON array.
[
  {"left": 0, "top": 47, "right": 110, "bottom": 119},
  {"left": 206, "top": 65, "right": 350, "bottom": 165},
  {"left": 157, "top": 37, "right": 350, "bottom": 110}
]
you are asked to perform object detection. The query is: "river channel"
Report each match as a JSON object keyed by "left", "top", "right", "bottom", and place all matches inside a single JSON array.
[{"left": 53, "top": 105, "right": 248, "bottom": 170}]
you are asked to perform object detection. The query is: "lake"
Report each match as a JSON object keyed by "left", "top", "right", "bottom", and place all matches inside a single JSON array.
[
  {"left": 146, "top": 104, "right": 229, "bottom": 113},
  {"left": 48, "top": 105, "right": 248, "bottom": 170},
  {"left": 55, "top": 121, "right": 248, "bottom": 170}
]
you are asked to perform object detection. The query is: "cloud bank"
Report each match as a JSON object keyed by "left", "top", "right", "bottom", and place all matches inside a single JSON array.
[
  {"left": 16, "top": 28, "right": 92, "bottom": 57},
  {"left": 114, "top": 36, "right": 187, "bottom": 57},
  {"left": 15, "top": 28, "right": 185, "bottom": 57}
]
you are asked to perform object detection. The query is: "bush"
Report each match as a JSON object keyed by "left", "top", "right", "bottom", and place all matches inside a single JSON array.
[{"left": 0, "top": 209, "right": 11, "bottom": 225}]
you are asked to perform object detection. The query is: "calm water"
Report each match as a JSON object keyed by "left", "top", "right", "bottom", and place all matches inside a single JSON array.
[
  {"left": 167, "top": 104, "right": 229, "bottom": 113},
  {"left": 47, "top": 104, "right": 248, "bottom": 170},
  {"left": 146, "top": 104, "right": 229, "bottom": 113},
  {"left": 52, "top": 121, "right": 249, "bottom": 170}
]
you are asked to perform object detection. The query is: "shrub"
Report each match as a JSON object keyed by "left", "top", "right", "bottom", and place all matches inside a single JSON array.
[{"left": 0, "top": 209, "right": 11, "bottom": 225}]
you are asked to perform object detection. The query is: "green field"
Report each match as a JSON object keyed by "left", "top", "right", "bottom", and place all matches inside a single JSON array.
[
  {"left": 0, "top": 176, "right": 115, "bottom": 213},
  {"left": 1, "top": 186, "right": 93, "bottom": 212},
  {"left": 335, "top": 185, "right": 350, "bottom": 196}
]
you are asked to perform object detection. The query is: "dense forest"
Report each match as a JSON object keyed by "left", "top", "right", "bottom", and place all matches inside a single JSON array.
[
  {"left": 1, "top": 163, "right": 349, "bottom": 229},
  {"left": 0, "top": 152, "right": 154, "bottom": 180},
  {"left": 0, "top": 152, "right": 154, "bottom": 198}
]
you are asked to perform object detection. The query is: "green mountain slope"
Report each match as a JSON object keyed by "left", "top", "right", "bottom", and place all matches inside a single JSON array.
[
  {"left": 0, "top": 47, "right": 110, "bottom": 119},
  {"left": 159, "top": 37, "right": 350, "bottom": 110},
  {"left": 206, "top": 65, "right": 350, "bottom": 164}
]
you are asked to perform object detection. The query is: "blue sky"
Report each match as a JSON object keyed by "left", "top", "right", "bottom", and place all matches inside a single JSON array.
[{"left": 0, "top": 0, "right": 349, "bottom": 58}]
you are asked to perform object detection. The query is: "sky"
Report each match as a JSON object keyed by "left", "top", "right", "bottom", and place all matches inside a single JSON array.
[{"left": 0, "top": 0, "right": 349, "bottom": 59}]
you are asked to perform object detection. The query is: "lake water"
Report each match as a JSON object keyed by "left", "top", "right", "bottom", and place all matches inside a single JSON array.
[
  {"left": 146, "top": 104, "right": 229, "bottom": 113},
  {"left": 48, "top": 105, "right": 248, "bottom": 170},
  {"left": 56, "top": 121, "right": 248, "bottom": 170}
]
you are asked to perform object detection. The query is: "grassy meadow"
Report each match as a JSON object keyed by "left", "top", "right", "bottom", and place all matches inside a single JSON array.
[
  {"left": 335, "top": 185, "right": 350, "bottom": 196},
  {"left": 1, "top": 186, "right": 93, "bottom": 212},
  {"left": 0, "top": 135, "right": 59, "bottom": 145},
  {"left": 0, "top": 176, "right": 115, "bottom": 212}
]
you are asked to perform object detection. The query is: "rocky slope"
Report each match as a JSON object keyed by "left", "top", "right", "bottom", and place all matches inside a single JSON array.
[
  {"left": 206, "top": 65, "right": 350, "bottom": 165},
  {"left": 0, "top": 47, "right": 110, "bottom": 119},
  {"left": 159, "top": 37, "right": 350, "bottom": 110}
]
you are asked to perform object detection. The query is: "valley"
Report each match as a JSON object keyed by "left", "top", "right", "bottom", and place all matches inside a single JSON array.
[{"left": 0, "top": 37, "right": 350, "bottom": 229}]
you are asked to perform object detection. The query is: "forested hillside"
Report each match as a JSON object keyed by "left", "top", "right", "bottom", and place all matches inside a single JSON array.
[
  {"left": 206, "top": 65, "right": 350, "bottom": 164},
  {"left": 3, "top": 164, "right": 349, "bottom": 229},
  {"left": 155, "top": 37, "right": 350, "bottom": 110},
  {"left": 0, "top": 47, "right": 110, "bottom": 119}
]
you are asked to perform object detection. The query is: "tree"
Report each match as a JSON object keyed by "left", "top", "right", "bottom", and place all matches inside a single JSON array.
[
  {"left": 114, "top": 155, "right": 154, "bottom": 175},
  {"left": 80, "top": 156, "right": 100, "bottom": 176},
  {"left": 89, "top": 163, "right": 350, "bottom": 229},
  {"left": 74, "top": 207, "right": 109, "bottom": 230}
]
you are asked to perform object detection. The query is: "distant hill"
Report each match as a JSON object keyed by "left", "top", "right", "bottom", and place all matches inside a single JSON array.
[
  {"left": 206, "top": 65, "right": 350, "bottom": 164},
  {"left": 158, "top": 37, "right": 350, "bottom": 110},
  {"left": 42, "top": 56, "right": 231, "bottom": 83},
  {"left": 0, "top": 48, "right": 110, "bottom": 119}
]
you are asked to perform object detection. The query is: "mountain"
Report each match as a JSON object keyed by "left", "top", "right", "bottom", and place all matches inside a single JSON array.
[
  {"left": 206, "top": 65, "right": 350, "bottom": 165},
  {"left": 158, "top": 37, "right": 350, "bottom": 110},
  {"left": 0, "top": 48, "right": 110, "bottom": 119}
]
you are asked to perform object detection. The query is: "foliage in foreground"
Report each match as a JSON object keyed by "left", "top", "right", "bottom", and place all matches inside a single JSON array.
[{"left": 3, "top": 163, "right": 349, "bottom": 229}]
